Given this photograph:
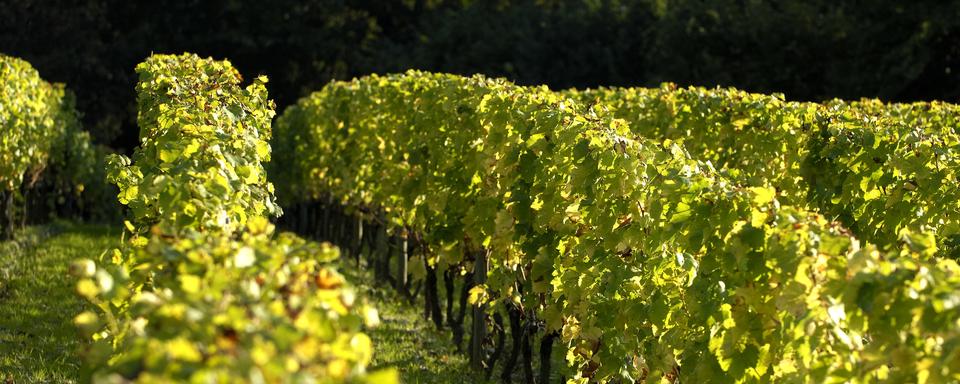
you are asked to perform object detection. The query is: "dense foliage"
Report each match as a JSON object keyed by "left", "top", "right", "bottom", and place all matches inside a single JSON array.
[
  {"left": 0, "top": 54, "right": 111, "bottom": 238},
  {"left": 75, "top": 222, "right": 387, "bottom": 383},
  {"left": 3, "top": 1, "right": 958, "bottom": 381},
  {"left": 106, "top": 54, "right": 280, "bottom": 236},
  {"left": 78, "top": 53, "right": 392, "bottom": 383},
  {"left": 0, "top": 55, "right": 70, "bottom": 192},
  {"left": 569, "top": 86, "right": 960, "bottom": 258},
  {"left": 272, "top": 71, "right": 960, "bottom": 383}
]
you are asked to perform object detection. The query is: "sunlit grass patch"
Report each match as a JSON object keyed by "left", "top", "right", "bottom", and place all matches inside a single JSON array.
[{"left": 0, "top": 222, "right": 118, "bottom": 383}]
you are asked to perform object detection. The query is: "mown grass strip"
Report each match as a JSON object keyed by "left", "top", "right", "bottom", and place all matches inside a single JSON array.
[{"left": 0, "top": 222, "right": 118, "bottom": 383}]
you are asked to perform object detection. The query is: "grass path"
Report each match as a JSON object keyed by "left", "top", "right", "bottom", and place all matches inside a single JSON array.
[
  {"left": 338, "top": 259, "right": 569, "bottom": 384},
  {"left": 0, "top": 222, "right": 120, "bottom": 383},
  {"left": 340, "top": 264, "right": 485, "bottom": 384}
]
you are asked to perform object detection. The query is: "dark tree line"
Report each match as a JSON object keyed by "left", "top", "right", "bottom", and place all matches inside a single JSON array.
[{"left": 3, "top": 0, "right": 959, "bottom": 152}]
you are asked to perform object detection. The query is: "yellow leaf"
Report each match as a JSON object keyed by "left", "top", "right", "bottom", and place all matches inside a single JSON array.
[
  {"left": 167, "top": 337, "right": 202, "bottom": 362},
  {"left": 362, "top": 368, "right": 399, "bottom": 384},
  {"left": 468, "top": 285, "right": 488, "bottom": 305},
  {"left": 183, "top": 139, "right": 201, "bottom": 157},
  {"left": 364, "top": 307, "right": 381, "bottom": 328},
  {"left": 73, "top": 311, "right": 101, "bottom": 337},
  {"left": 750, "top": 208, "right": 767, "bottom": 228},
  {"left": 350, "top": 333, "right": 373, "bottom": 363},
  {"left": 748, "top": 186, "right": 776, "bottom": 205},
  {"left": 233, "top": 247, "right": 256, "bottom": 268},
  {"left": 76, "top": 279, "right": 99, "bottom": 299},
  {"left": 180, "top": 274, "right": 201, "bottom": 294}
]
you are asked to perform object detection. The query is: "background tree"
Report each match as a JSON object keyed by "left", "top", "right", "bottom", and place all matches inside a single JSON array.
[{"left": 3, "top": 0, "right": 959, "bottom": 152}]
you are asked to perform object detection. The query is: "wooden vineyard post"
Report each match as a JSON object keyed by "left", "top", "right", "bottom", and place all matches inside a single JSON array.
[
  {"left": 354, "top": 214, "right": 363, "bottom": 267},
  {"left": 398, "top": 232, "right": 409, "bottom": 295},
  {"left": 375, "top": 223, "right": 388, "bottom": 281},
  {"left": 297, "top": 201, "right": 307, "bottom": 234},
  {"left": 470, "top": 248, "right": 489, "bottom": 371},
  {"left": 308, "top": 201, "right": 318, "bottom": 239},
  {"left": 321, "top": 195, "right": 331, "bottom": 239},
  {"left": 19, "top": 185, "right": 28, "bottom": 228},
  {"left": 1, "top": 191, "right": 12, "bottom": 239}
]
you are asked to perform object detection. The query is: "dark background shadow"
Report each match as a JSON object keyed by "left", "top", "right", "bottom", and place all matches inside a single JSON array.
[{"left": 3, "top": 0, "right": 959, "bottom": 152}]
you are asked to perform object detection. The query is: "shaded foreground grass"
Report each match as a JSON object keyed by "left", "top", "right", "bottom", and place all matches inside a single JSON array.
[
  {"left": 340, "top": 264, "right": 484, "bottom": 384},
  {"left": 338, "top": 257, "right": 570, "bottom": 384},
  {"left": 0, "top": 222, "right": 119, "bottom": 383}
]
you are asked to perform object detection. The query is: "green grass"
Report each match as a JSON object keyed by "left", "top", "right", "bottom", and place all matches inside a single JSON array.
[
  {"left": 0, "top": 221, "right": 119, "bottom": 383},
  {"left": 338, "top": 258, "right": 571, "bottom": 384},
  {"left": 340, "top": 264, "right": 487, "bottom": 384}
]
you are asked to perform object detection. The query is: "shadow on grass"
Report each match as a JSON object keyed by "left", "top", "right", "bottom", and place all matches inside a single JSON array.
[
  {"left": 0, "top": 221, "right": 119, "bottom": 383},
  {"left": 339, "top": 263, "right": 487, "bottom": 384}
]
